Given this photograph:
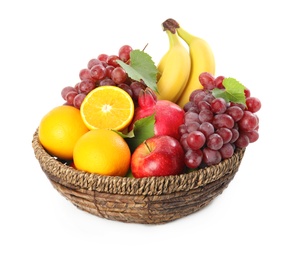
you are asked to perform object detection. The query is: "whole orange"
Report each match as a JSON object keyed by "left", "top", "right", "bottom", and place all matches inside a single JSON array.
[
  {"left": 73, "top": 129, "right": 131, "bottom": 176},
  {"left": 38, "top": 105, "right": 89, "bottom": 160}
]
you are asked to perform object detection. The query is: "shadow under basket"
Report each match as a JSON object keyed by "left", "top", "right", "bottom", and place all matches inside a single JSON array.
[{"left": 32, "top": 129, "right": 245, "bottom": 224}]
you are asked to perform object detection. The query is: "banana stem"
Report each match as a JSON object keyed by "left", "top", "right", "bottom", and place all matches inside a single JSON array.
[
  {"left": 177, "top": 27, "right": 197, "bottom": 45},
  {"left": 162, "top": 18, "right": 197, "bottom": 44},
  {"left": 162, "top": 19, "right": 183, "bottom": 47},
  {"left": 162, "top": 18, "right": 179, "bottom": 33},
  {"left": 166, "top": 29, "right": 182, "bottom": 47}
]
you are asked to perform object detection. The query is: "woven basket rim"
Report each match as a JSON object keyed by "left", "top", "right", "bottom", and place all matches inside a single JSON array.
[{"left": 32, "top": 128, "right": 245, "bottom": 196}]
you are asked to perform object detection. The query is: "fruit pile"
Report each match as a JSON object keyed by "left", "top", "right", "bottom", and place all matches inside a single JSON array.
[{"left": 37, "top": 18, "right": 261, "bottom": 179}]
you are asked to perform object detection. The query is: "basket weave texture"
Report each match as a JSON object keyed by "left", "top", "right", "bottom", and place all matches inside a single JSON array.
[{"left": 32, "top": 129, "right": 245, "bottom": 224}]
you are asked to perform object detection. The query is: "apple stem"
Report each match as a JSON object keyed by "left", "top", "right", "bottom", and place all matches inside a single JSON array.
[{"left": 144, "top": 140, "right": 152, "bottom": 152}]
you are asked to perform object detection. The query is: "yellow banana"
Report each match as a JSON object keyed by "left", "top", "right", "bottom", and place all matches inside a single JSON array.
[
  {"left": 156, "top": 29, "right": 191, "bottom": 102},
  {"left": 175, "top": 24, "right": 216, "bottom": 108},
  {"left": 156, "top": 45, "right": 169, "bottom": 76}
]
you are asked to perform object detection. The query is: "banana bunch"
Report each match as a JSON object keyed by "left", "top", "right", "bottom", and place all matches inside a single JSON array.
[
  {"left": 157, "top": 19, "right": 216, "bottom": 108},
  {"left": 156, "top": 28, "right": 191, "bottom": 102}
]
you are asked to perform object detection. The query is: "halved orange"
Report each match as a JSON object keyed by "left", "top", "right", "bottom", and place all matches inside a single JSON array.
[{"left": 80, "top": 86, "right": 134, "bottom": 131}]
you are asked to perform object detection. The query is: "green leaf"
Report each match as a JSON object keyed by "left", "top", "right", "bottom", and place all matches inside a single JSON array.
[
  {"left": 114, "top": 114, "right": 155, "bottom": 153},
  {"left": 117, "top": 49, "right": 158, "bottom": 92},
  {"left": 212, "top": 77, "right": 246, "bottom": 105}
]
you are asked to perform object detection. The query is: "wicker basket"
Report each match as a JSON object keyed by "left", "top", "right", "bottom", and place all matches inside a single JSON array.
[{"left": 32, "top": 129, "right": 245, "bottom": 224}]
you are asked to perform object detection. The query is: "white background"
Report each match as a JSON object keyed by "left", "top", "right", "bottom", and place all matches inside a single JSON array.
[{"left": 1, "top": 0, "right": 281, "bottom": 259}]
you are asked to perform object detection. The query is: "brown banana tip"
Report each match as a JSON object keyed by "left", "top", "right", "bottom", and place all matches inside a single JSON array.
[{"left": 162, "top": 18, "right": 180, "bottom": 33}]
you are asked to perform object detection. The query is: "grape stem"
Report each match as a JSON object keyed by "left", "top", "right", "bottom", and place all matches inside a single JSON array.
[{"left": 142, "top": 43, "right": 149, "bottom": 52}]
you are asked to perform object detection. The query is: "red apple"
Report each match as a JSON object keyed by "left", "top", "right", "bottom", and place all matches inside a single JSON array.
[
  {"left": 129, "top": 88, "right": 185, "bottom": 140},
  {"left": 131, "top": 135, "right": 185, "bottom": 178}
]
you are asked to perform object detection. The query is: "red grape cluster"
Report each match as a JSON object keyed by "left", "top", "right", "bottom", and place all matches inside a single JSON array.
[
  {"left": 61, "top": 45, "right": 147, "bottom": 109},
  {"left": 179, "top": 72, "right": 261, "bottom": 169}
]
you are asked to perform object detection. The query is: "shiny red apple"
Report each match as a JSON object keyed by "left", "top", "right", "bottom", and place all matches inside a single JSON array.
[
  {"left": 131, "top": 135, "right": 185, "bottom": 178},
  {"left": 129, "top": 88, "right": 185, "bottom": 140}
]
